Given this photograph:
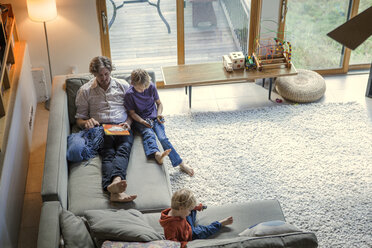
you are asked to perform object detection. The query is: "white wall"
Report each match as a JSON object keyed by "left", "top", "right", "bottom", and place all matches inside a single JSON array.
[
  {"left": 10, "top": 0, "right": 101, "bottom": 96},
  {"left": 0, "top": 1, "right": 100, "bottom": 246},
  {"left": 0, "top": 44, "right": 37, "bottom": 247}
]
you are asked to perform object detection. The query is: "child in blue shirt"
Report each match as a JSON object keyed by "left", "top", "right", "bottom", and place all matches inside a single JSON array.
[{"left": 124, "top": 69, "right": 194, "bottom": 176}]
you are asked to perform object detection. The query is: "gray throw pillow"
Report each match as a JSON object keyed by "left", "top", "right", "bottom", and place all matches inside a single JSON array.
[
  {"left": 59, "top": 208, "right": 95, "bottom": 248},
  {"left": 239, "top": 220, "right": 301, "bottom": 237},
  {"left": 84, "top": 209, "right": 163, "bottom": 242},
  {"left": 65, "top": 77, "right": 91, "bottom": 125}
]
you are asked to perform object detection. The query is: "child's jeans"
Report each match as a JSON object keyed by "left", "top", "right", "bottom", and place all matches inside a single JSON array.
[
  {"left": 186, "top": 210, "right": 221, "bottom": 240},
  {"left": 133, "top": 119, "right": 182, "bottom": 167}
]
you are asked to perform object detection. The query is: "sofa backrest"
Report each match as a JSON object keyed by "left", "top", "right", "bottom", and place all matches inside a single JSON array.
[{"left": 65, "top": 70, "right": 156, "bottom": 126}]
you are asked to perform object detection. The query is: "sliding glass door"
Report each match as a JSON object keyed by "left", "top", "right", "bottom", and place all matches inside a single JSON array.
[
  {"left": 104, "top": 0, "right": 177, "bottom": 79},
  {"left": 285, "top": 0, "right": 351, "bottom": 70},
  {"left": 98, "top": 0, "right": 252, "bottom": 80},
  {"left": 97, "top": 0, "right": 369, "bottom": 79},
  {"left": 285, "top": 0, "right": 371, "bottom": 72},
  {"left": 184, "top": 0, "right": 251, "bottom": 65}
]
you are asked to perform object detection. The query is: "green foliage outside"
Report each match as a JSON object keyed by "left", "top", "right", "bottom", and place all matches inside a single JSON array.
[{"left": 285, "top": 0, "right": 372, "bottom": 70}]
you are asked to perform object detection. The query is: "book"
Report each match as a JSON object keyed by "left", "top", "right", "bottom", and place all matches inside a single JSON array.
[{"left": 102, "top": 124, "right": 130, "bottom": 136}]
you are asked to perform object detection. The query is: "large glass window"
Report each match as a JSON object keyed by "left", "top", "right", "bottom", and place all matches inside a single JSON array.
[
  {"left": 105, "top": 0, "right": 251, "bottom": 80},
  {"left": 184, "top": 0, "right": 251, "bottom": 64},
  {"left": 285, "top": 0, "right": 351, "bottom": 70},
  {"left": 106, "top": 0, "right": 177, "bottom": 80},
  {"left": 349, "top": 0, "right": 372, "bottom": 65}
]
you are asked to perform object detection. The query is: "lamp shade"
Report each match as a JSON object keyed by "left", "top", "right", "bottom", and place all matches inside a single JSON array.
[{"left": 27, "top": 0, "right": 57, "bottom": 22}]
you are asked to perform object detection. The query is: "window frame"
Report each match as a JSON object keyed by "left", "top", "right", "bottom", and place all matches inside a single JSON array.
[{"left": 96, "top": 0, "right": 370, "bottom": 82}]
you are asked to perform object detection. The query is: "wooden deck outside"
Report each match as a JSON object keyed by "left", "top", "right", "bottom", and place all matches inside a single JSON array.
[{"left": 107, "top": 0, "right": 238, "bottom": 81}]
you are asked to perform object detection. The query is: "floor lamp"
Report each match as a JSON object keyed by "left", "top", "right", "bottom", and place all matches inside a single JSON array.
[{"left": 26, "top": 0, "right": 57, "bottom": 109}]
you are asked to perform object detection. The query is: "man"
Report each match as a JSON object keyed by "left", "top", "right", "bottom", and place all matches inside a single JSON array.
[{"left": 75, "top": 56, "right": 136, "bottom": 202}]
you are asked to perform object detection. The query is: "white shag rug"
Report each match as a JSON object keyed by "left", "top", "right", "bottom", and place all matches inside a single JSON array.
[{"left": 163, "top": 102, "right": 372, "bottom": 248}]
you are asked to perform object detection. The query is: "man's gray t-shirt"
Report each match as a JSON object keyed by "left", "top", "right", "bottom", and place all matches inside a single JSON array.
[{"left": 75, "top": 77, "right": 129, "bottom": 124}]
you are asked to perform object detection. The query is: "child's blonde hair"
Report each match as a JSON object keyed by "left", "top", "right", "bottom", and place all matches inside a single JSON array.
[
  {"left": 171, "top": 188, "right": 196, "bottom": 210},
  {"left": 131, "top": 68, "right": 150, "bottom": 87}
]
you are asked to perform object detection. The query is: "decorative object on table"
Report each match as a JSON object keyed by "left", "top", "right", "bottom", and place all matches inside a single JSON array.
[
  {"left": 327, "top": 6, "right": 372, "bottom": 97},
  {"left": 252, "top": 37, "right": 292, "bottom": 71},
  {"left": 229, "top": 51, "right": 245, "bottom": 69},
  {"left": 275, "top": 69, "right": 326, "bottom": 103},
  {"left": 244, "top": 55, "right": 257, "bottom": 70},
  {"left": 222, "top": 55, "right": 233, "bottom": 72},
  {"left": 222, "top": 52, "right": 245, "bottom": 72}
]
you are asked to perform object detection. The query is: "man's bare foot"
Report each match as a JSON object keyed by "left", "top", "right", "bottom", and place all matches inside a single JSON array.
[
  {"left": 110, "top": 192, "right": 137, "bottom": 202},
  {"left": 155, "top": 149, "right": 171, "bottom": 165},
  {"left": 179, "top": 162, "right": 194, "bottom": 177},
  {"left": 219, "top": 216, "right": 233, "bottom": 226},
  {"left": 107, "top": 178, "right": 127, "bottom": 194}
]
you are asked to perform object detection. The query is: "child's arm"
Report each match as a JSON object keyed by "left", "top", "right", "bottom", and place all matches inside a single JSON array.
[
  {"left": 155, "top": 99, "right": 165, "bottom": 123},
  {"left": 128, "top": 110, "right": 152, "bottom": 128},
  {"left": 194, "top": 203, "right": 207, "bottom": 211},
  {"left": 119, "top": 115, "right": 133, "bottom": 130}
]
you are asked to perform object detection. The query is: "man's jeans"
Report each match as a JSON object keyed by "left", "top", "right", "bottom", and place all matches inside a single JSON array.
[
  {"left": 133, "top": 119, "right": 182, "bottom": 167},
  {"left": 100, "top": 130, "right": 134, "bottom": 190},
  {"left": 186, "top": 210, "right": 221, "bottom": 240}
]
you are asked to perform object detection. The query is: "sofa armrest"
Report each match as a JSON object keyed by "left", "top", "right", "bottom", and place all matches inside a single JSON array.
[
  {"left": 37, "top": 201, "right": 62, "bottom": 248},
  {"left": 41, "top": 75, "right": 70, "bottom": 208}
]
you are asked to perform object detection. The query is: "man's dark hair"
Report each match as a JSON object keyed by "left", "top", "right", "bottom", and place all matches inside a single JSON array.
[{"left": 89, "top": 56, "right": 114, "bottom": 75}]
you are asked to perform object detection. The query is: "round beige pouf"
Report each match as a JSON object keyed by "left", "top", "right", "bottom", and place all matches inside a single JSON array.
[{"left": 275, "top": 69, "right": 326, "bottom": 103}]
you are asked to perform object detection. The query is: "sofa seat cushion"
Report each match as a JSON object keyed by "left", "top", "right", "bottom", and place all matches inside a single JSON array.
[
  {"left": 100, "top": 233, "right": 318, "bottom": 248},
  {"left": 68, "top": 135, "right": 172, "bottom": 216},
  {"left": 195, "top": 200, "right": 286, "bottom": 239},
  {"left": 102, "top": 240, "right": 181, "bottom": 248},
  {"left": 100, "top": 200, "right": 317, "bottom": 247},
  {"left": 186, "top": 232, "right": 318, "bottom": 248},
  {"left": 142, "top": 200, "right": 286, "bottom": 239}
]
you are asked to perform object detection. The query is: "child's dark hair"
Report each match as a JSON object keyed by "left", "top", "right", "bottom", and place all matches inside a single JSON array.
[{"left": 89, "top": 56, "right": 114, "bottom": 75}]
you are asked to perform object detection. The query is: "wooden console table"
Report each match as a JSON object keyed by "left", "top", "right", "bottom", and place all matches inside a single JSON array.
[{"left": 161, "top": 62, "right": 297, "bottom": 107}]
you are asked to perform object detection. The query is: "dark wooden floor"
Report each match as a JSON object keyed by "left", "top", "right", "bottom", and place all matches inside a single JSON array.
[{"left": 107, "top": 0, "right": 237, "bottom": 80}]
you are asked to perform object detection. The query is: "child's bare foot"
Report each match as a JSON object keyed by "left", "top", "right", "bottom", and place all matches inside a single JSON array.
[
  {"left": 219, "top": 216, "right": 233, "bottom": 226},
  {"left": 110, "top": 192, "right": 137, "bottom": 202},
  {"left": 155, "top": 149, "right": 171, "bottom": 165},
  {"left": 179, "top": 162, "right": 194, "bottom": 176},
  {"left": 107, "top": 178, "right": 127, "bottom": 194}
]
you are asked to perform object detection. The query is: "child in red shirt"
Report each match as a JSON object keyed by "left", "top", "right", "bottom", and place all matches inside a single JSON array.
[{"left": 159, "top": 189, "right": 233, "bottom": 248}]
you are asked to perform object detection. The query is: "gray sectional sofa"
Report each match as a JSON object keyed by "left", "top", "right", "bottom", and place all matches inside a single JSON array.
[{"left": 37, "top": 70, "right": 318, "bottom": 248}]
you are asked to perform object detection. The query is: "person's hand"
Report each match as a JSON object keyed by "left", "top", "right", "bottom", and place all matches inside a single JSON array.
[
  {"left": 157, "top": 115, "right": 165, "bottom": 124},
  {"left": 142, "top": 119, "right": 152, "bottom": 128},
  {"left": 120, "top": 122, "right": 131, "bottom": 130},
  {"left": 84, "top": 118, "right": 99, "bottom": 129}
]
